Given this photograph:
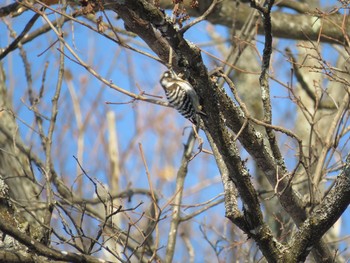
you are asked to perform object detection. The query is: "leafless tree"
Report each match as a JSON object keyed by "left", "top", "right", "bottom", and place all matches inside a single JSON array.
[{"left": 0, "top": 0, "right": 349, "bottom": 262}]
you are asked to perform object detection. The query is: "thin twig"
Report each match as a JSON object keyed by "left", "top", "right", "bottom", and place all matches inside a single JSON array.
[
  {"left": 179, "top": 0, "right": 221, "bottom": 34},
  {"left": 313, "top": 92, "right": 350, "bottom": 188},
  {"left": 138, "top": 143, "right": 161, "bottom": 261},
  {"left": 165, "top": 130, "right": 196, "bottom": 263},
  {"left": 0, "top": 11, "right": 41, "bottom": 60}
]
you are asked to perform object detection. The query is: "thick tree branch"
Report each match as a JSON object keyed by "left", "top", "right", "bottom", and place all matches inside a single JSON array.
[
  {"left": 206, "top": 129, "right": 286, "bottom": 261},
  {"left": 159, "top": 0, "right": 349, "bottom": 44},
  {"left": 0, "top": 251, "right": 40, "bottom": 262},
  {"left": 0, "top": 0, "right": 348, "bottom": 44},
  {"left": 205, "top": 129, "right": 285, "bottom": 262},
  {"left": 285, "top": 155, "right": 350, "bottom": 262}
]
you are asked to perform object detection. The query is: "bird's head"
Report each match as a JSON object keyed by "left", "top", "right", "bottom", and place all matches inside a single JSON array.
[{"left": 160, "top": 70, "right": 176, "bottom": 88}]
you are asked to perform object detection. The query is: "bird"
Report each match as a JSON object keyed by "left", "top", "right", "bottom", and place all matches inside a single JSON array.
[{"left": 160, "top": 70, "right": 207, "bottom": 125}]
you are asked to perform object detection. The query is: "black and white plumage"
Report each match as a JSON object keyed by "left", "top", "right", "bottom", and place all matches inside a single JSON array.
[{"left": 160, "top": 70, "right": 206, "bottom": 124}]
